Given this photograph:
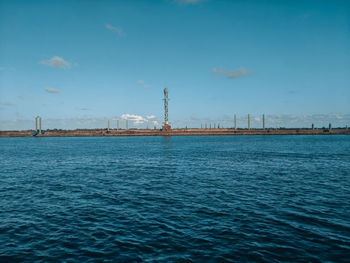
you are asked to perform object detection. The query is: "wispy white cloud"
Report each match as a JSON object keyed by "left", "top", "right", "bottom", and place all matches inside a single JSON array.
[
  {"left": 120, "top": 114, "right": 161, "bottom": 126},
  {"left": 45, "top": 88, "right": 60, "bottom": 94},
  {"left": 137, "top": 80, "right": 151, "bottom": 88},
  {"left": 212, "top": 67, "right": 252, "bottom": 79},
  {"left": 40, "top": 56, "right": 71, "bottom": 69},
  {"left": 106, "top": 24, "right": 124, "bottom": 36},
  {"left": 174, "top": 0, "right": 206, "bottom": 5},
  {"left": 121, "top": 114, "right": 147, "bottom": 124},
  {"left": 335, "top": 115, "right": 343, "bottom": 119},
  {"left": 0, "top": 101, "right": 15, "bottom": 107}
]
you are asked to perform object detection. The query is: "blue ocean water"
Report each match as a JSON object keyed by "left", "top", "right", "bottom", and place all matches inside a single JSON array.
[{"left": 0, "top": 135, "right": 349, "bottom": 262}]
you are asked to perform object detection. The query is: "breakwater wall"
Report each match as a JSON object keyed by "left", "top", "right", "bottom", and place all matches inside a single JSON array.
[{"left": 1, "top": 128, "right": 349, "bottom": 137}]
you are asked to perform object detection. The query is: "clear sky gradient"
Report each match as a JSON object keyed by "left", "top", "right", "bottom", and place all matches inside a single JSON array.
[{"left": 0, "top": 0, "right": 349, "bottom": 129}]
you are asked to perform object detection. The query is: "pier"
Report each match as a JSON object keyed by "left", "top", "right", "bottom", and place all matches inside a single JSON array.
[{"left": 1, "top": 127, "right": 349, "bottom": 137}]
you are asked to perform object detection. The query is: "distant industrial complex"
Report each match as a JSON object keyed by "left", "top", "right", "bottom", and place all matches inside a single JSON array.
[{"left": 0, "top": 88, "right": 349, "bottom": 137}]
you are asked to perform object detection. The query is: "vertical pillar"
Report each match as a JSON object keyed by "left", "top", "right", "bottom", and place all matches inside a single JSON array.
[
  {"left": 201, "top": 123, "right": 203, "bottom": 129},
  {"left": 117, "top": 120, "right": 119, "bottom": 130},
  {"left": 248, "top": 114, "right": 250, "bottom": 130},
  {"left": 126, "top": 119, "right": 128, "bottom": 130},
  {"left": 205, "top": 123, "right": 207, "bottom": 129},
  {"left": 39, "top": 117, "right": 42, "bottom": 134},
  {"left": 329, "top": 123, "right": 332, "bottom": 130},
  {"left": 263, "top": 114, "right": 265, "bottom": 129},
  {"left": 312, "top": 123, "right": 314, "bottom": 130},
  {"left": 234, "top": 114, "right": 236, "bottom": 130},
  {"left": 35, "top": 117, "right": 38, "bottom": 131},
  {"left": 210, "top": 123, "right": 211, "bottom": 129},
  {"left": 108, "top": 120, "right": 110, "bottom": 131}
]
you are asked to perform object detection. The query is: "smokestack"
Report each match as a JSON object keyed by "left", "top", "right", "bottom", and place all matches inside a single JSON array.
[
  {"left": 248, "top": 114, "right": 250, "bottom": 130},
  {"left": 234, "top": 114, "right": 236, "bottom": 129},
  {"left": 263, "top": 114, "right": 265, "bottom": 129}
]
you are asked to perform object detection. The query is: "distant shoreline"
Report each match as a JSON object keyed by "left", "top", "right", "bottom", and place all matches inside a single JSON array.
[{"left": 1, "top": 128, "right": 349, "bottom": 137}]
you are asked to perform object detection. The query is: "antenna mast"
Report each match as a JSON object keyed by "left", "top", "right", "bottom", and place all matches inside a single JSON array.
[
  {"left": 162, "top": 88, "right": 171, "bottom": 132},
  {"left": 164, "top": 88, "right": 168, "bottom": 125}
]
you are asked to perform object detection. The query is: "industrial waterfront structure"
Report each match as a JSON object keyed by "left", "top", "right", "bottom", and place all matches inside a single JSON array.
[
  {"left": 16, "top": 88, "right": 348, "bottom": 138},
  {"left": 32, "top": 116, "right": 44, "bottom": 136}
]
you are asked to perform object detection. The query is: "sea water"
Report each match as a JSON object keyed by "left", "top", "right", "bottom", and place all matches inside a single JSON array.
[{"left": 0, "top": 135, "right": 349, "bottom": 262}]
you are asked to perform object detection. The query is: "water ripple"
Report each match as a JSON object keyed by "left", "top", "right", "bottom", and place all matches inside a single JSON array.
[{"left": 0, "top": 135, "right": 350, "bottom": 262}]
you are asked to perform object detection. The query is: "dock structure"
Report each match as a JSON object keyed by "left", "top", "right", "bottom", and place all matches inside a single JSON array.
[{"left": 5, "top": 127, "right": 350, "bottom": 138}]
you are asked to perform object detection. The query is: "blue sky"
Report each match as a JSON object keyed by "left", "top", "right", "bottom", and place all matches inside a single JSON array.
[{"left": 0, "top": 0, "right": 349, "bottom": 130}]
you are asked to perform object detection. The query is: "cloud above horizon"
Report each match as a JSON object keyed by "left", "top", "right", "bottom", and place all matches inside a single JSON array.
[
  {"left": 212, "top": 67, "right": 252, "bottom": 79},
  {"left": 45, "top": 88, "right": 60, "bottom": 94},
  {"left": 121, "top": 114, "right": 147, "bottom": 124},
  {"left": 121, "top": 114, "right": 159, "bottom": 126},
  {"left": 137, "top": 80, "right": 151, "bottom": 89},
  {"left": 0, "top": 101, "right": 15, "bottom": 107},
  {"left": 40, "top": 56, "right": 71, "bottom": 69},
  {"left": 106, "top": 24, "right": 124, "bottom": 36}
]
